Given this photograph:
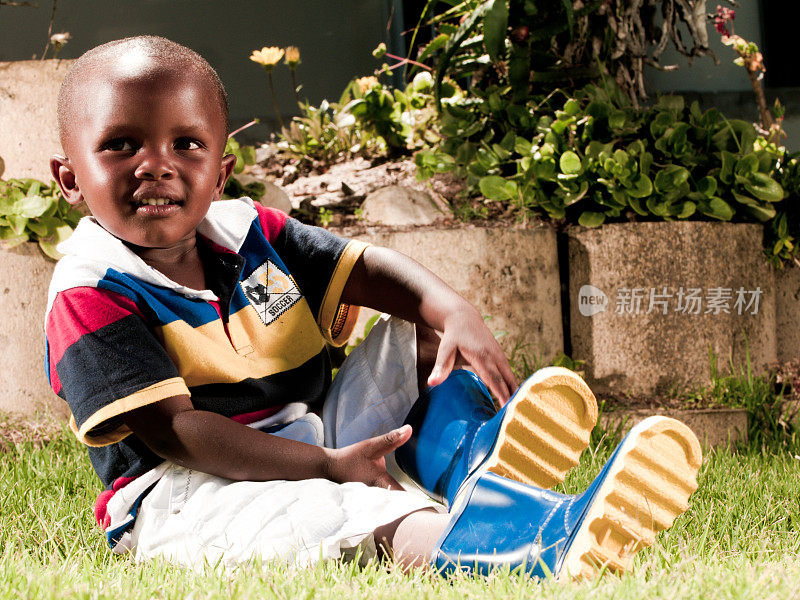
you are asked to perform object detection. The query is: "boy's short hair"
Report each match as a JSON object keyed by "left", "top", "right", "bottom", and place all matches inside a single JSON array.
[{"left": 57, "top": 35, "right": 229, "bottom": 147}]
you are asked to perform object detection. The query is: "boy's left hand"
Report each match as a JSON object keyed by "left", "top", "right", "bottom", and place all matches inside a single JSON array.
[{"left": 426, "top": 307, "right": 518, "bottom": 406}]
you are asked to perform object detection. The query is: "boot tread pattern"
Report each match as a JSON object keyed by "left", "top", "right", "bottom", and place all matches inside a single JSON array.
[
  {"left": 486, "top": 372, "right": 598, "bottom": 489},
  {"left": 565, "top": 417, "right": 702, "bottom": 579}
]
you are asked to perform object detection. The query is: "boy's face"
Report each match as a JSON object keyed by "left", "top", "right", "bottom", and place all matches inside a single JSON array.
[{"left": 52, "top": 60, "right": 235, "bottom": 251}]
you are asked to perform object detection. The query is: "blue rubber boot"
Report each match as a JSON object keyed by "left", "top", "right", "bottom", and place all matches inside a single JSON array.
[
  {"left": 395, "top": 367, "right": 598, "bottom": 507},
  {"left": 431, "top": 416, "right": 702, "bottom": 579}
]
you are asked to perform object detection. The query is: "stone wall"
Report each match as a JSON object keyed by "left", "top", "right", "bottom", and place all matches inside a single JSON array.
[
  {"left": 347, "top": 226, "right": 564, "bottom": 363},
  {"left": 0, "top": 244, "right": 65, "bottom": 417},
  {"left": 567, "top": 222, "right": 777, "bottom": 395},
  {"left": 0, "top": 60, "right": 73, "bottom": 181},
  {"left": 776, "top": 266, "right": 800, "bottom": 363}
]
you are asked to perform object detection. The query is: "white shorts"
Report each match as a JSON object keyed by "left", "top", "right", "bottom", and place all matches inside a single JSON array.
[{"left": 129, "top": 316, "right": 443, "bottom": 569}]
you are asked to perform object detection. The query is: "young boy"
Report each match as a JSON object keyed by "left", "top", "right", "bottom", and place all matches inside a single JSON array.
[{"left": 45, "top": 36, "right": 702, "bottom": 577}]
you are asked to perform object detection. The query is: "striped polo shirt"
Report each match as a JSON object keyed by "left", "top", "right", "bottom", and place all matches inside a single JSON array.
[{"left": 44, "top": 197, "right": 366, "bottom": 549}]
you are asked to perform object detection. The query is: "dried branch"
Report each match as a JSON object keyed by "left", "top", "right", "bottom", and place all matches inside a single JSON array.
[
  {"left": 552, "top": 0, "right": 721, "bottom": 106},
  {"left": 39, "top": 0, "right": 58, "bottom": 60}
]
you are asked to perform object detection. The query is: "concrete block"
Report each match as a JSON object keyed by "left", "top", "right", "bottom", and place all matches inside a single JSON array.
[
  {"left": 600, "top": 407, "right": 748, "bottom": 448},
  {"left": 776, "top": 266, "right": 800, "bottom": 362},
  {"left": 0, "top": 59, "right": 73, "bottom": 181},
  {"left": 0, "top": 244, "right": 66, "bottom": 418},
  {"left": 345, "top": 225, "right": 563, "bottom": 361},
  {"left": 568, "top": 222, "right": 776, "bottom": 396}
]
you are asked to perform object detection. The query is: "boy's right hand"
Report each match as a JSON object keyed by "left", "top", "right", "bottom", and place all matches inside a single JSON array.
[{"left": 326, "top": 425, "right": 412, "bottom": 490}]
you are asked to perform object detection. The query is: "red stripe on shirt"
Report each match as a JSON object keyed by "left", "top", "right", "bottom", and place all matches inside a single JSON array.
[
  {"left": 94, "top": 475, "right": 139, "bottom": 528},
  {"left": 47, "top": 288, "right": 144, "bottom": 391},
  {"left": 253, "top": 203, "right": 288, "bottom": 244},
  {"left": 230, "top": 406, "right": 283, "bottom": 425}
]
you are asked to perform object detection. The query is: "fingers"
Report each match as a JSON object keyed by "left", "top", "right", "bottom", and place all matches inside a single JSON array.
[
  {"left": 496, "top": 358, "right": 519, "bottom": 407},
  {"left": 368, "top": 425, "right": 412, "bottom": 457},
  {"left": 427, "top": 339, "right": 456, "bottom": 387},
  {"left": 466, "top": 348, "right": 518, "bottom": 406}
]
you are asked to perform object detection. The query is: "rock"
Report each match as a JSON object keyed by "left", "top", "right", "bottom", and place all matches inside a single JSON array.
[
  {"left": 255, "top": 144, "right": 277, "bottom": 164},
  {"left": 361, "top": 185, "right": 453, "bottom": 226},
  {"left": 259, "top": 181, "right": 293, "bottom": 213},
  {"left": 234, "top": 174, "right": 293, "bottom": 213}
]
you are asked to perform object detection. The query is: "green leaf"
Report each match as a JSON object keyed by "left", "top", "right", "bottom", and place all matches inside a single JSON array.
[
  {"left": 628, "top": 174, "right": 653, "bottom": 198},
  {"left": 740, "top": 203, "right": 776, "bottom": 222},
  {"left": 701, "top": 197, "right": 734, "bottom": 221},
  {"left": 7, "top": 214, "right": 28, "bottom": 235},
  {"left": 563, "top": 99, "right": 580, "bottom": 117},
  {"left": 483, "top": 0, "right": 509, "bottom": 61},
  {"left": 559, "top": 151, "right": 582, "bottom": 175},
  {"left": 719, "top": 150, "right": 736, "bottom": 184},
  {"left": 578, "top": 211, "right": 605, "bottom": 227},
  {"left": 697, "top": 176, "right": 717, "bottom": 198},
  {"left": 17, "top": 194, "right": 52, "bottom": 218},
  {"left": 514, "top": 137, "right": 533, "bottom": 156},
  {"left": 38, "top": 239, "right": 63, "bottom": 260},
  {"left": 560, "top": 180, "right": 589, "bottom": 205},
  {"left": 479, "top": 175, "right": 512, "bottom": 201},
  {"left": 743, "top": 172, "right": 784, "bottom": 202},
  {"left": 608, "top": 110, "right": 626, "bottom": 130},
  {"left": 240, "top": 145, "right": 256, "bottom": 166},
  {"left": 654, "top": 165, "right": 690, "bottom": 192},
  {"left": 54, "top": 224, "right": 74, "bottom": 244},
  {"left": 677, "top": 201, "right": 696, "bottom": 219},
  {"left": 735, "top": 153, "right": 759, "bottom": 176}
]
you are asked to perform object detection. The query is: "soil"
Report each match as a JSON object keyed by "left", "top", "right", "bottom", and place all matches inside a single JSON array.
[{"left": 0, "top": 414, "right": 60, "bottom": 452}]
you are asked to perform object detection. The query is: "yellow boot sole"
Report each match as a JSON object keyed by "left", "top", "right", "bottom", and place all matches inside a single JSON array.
[
  {"left": 560, "top": 416, "right": 702, "bottom": 579},
  {"left": 482, "top": 366, "right": 599, "bottom": 489}
]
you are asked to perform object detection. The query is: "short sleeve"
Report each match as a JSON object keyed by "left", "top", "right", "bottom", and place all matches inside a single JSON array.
[
  {"left": 257, "top": 206, "right": 369, "bottom": 346},
  {"left": 45, "top": 286, "right": 189, "bottom": 447}
]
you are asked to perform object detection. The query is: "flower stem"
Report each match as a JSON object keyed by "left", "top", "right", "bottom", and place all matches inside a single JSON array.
[
  {"left": 228, "top": 119, "right": 259, "bottom": 139},
  {"left": 384, "top": 52, "right": 431, "bottom": 71},
  {"left": 268, "top": 72, "right": 284, "bottom": 129},
  {"left": 290, "top": 70, "right": 301, "bottom": 106}
]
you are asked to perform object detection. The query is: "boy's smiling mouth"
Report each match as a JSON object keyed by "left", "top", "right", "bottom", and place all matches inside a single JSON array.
[
  {"left": 132, "top": 194, "right": 184, "bottom": 215},
  {"left": 136, "top": 198, "right": 179, "bottom": 206}
]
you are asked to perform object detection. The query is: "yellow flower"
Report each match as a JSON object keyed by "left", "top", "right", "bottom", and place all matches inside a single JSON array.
[
  {"left": 284, "top": 46, "right": 301, "bottom": 69},
  {"left": 356, "top": 76, "right": 379, "bottom": 95},
  {"left": 250, "top": 46, "right": 285, "bottom": 72}
]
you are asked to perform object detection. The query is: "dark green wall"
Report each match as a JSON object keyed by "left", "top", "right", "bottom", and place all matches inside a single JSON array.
[{"left": 0, "top": 1, "right": 404, "bottom": 143}]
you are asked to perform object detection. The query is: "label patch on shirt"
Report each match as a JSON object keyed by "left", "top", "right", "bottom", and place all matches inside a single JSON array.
[{"left": 241, "top": 260, "right": 302, "bottom": 326}]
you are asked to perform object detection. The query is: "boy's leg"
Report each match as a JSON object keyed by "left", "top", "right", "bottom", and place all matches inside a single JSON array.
[
  {"left": 324, "top": 315, "right": 598, "bottom": 507},
  {"left": 373, "top": 509, "right": 451, "bottom": 569},
  {"left": 322, "top": 315, "right": 420, "bottom": 448},
  {"left": 129, "top": 463, "right": 443, "bottom": 568}
]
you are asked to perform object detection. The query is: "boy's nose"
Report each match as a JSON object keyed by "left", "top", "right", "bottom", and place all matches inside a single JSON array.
[{"left": 134, "top": 150, "right": 175, "bottom": 180}]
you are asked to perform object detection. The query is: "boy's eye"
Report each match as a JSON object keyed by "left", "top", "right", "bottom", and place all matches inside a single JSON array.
[
  {"left": 102, "top": 138, "right": 135, "bottom": 152},
  {"left": 175, "top": 138, "right": 203, "bottom": 150}
]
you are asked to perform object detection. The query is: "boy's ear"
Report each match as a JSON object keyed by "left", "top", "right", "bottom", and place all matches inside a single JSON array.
[
  {"left": 214, "top": 153, "right": 237, "bottom": 200},
  {"left": 50, "top": 154, "right": 83, "bottom": 205}
]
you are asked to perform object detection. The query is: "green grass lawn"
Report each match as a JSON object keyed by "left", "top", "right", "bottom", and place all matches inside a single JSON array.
[{"left": 1, "top": 423, "right": 799, "bottom": 600}]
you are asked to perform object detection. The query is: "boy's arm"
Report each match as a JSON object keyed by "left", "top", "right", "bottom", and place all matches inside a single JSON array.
[
  {"left": 341, "top": 246, "right": 519, "bottom": 404},
  {"left": 121, "top": 394, "right": 411, "bottom": 488}
]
